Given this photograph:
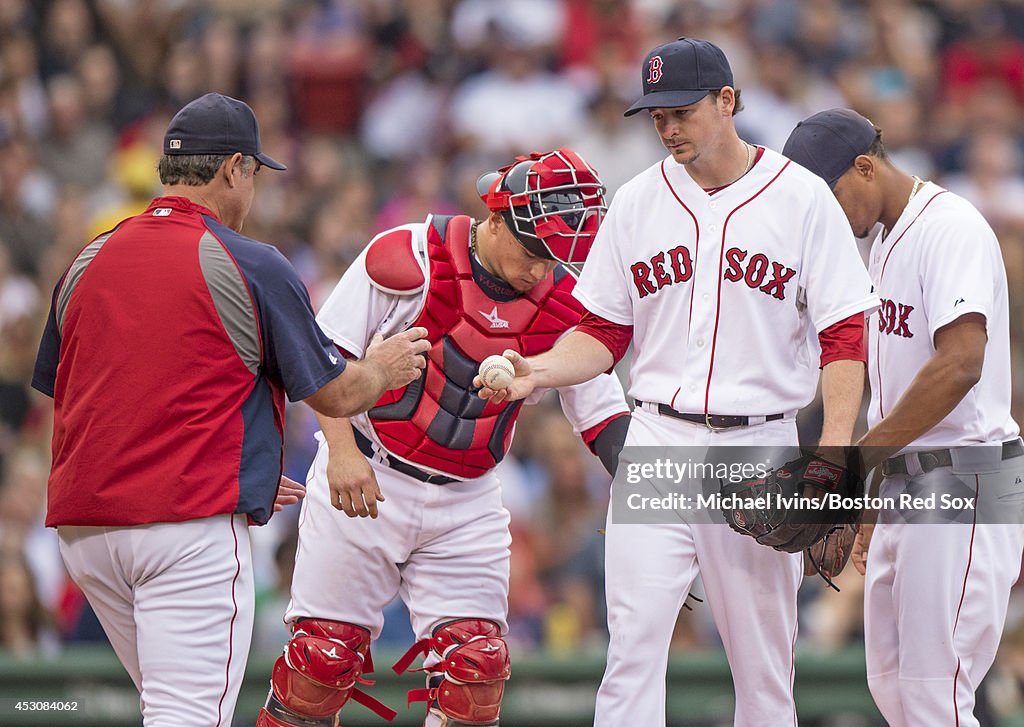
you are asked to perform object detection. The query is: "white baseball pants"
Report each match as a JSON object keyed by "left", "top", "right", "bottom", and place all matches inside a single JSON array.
[
  {"left": 865, "top": 460, "right": 1024, "bottom": 726},
  {"left": 58, "top": 514, "right": 253, "bottom": 726},
  {"left": 285, "top": 436, "right": 512, "bottom": 642},
  {"left": 595, "top": 407, "right": 803, "bottom": 727}
]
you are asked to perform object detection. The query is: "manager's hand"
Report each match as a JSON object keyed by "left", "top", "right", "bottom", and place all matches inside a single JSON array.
[{"left": 365, "top": 326, "right": 431, "bottom": 389}]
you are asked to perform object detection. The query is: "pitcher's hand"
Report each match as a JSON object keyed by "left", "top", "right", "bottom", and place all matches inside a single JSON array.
[{"left": 474, "top": 350, "right": 535, "bottom": 404}]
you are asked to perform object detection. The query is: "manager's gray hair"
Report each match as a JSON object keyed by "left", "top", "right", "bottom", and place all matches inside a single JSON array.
[{"left": 158, "top": 154, "right": 255, "bottom": 186}]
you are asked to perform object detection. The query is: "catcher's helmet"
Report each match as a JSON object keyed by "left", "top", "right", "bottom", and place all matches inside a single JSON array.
[{"left": 476, "top": 149, "right": 607, "bottom": 265}]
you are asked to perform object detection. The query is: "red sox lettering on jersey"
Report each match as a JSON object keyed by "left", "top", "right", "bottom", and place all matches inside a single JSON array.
[
  {"left": 877, "top": 298, "right": 914, "bottom": 338},
  {"left": 630, "top": 245, "right": 797, "bottom": 301},
  {"left": 576, "top": 147, "right": 877, "bottom": 418}
]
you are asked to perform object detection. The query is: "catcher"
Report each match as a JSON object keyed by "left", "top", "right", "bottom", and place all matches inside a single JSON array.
[
  {"left": 256, "top": 149, "right": 629, "bottom": 727},
  {"left": 720, "top": 449, "right": 865, "bottom": 588}
]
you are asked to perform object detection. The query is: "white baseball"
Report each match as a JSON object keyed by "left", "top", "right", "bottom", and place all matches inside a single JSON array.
[{"left": 478, "top": 354, "right": 515, "bottom": 390}]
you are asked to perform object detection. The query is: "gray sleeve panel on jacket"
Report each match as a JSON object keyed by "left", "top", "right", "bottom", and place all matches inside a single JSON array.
[
  {"left": 55, "top": 231, "right": 115, "bottom": 331},
  {"left": 199, "top": 231, "right": 261, "bottom": 375}
]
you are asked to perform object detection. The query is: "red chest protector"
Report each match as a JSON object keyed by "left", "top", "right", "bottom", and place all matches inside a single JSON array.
[{"left": 368, "top": 215, "right": 582, "bottom": 479}]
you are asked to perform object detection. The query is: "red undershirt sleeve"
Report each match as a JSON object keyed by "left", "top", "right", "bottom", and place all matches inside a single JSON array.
[
  {"left": 576, "top": 309, "right": 633, "bottom": 371},
  {"left": 819, "top": 312, "right": 866, "bottom": 367}
]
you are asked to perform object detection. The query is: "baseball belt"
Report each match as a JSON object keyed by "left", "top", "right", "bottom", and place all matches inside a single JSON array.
[
  {"left": 881, "top": 438, "right": 1024, "bottom": 477},
  {"left": 634, "top": 400, "right": 785, "bottom": 430},
  {"left": 352, "top": 429, "right": 459, "bottom": 485}
]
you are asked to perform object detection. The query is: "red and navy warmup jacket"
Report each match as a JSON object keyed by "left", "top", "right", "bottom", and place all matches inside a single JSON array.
[{"left": 33, "top": 196, "right": 346, "bottom": 527}]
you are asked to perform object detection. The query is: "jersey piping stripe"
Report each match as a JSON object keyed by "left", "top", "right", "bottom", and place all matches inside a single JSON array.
[
  {"left": 873, "top": 333, "right": 884, "bottom": 418},
  {"left": 660, "top": 160, "right": 701, "bottom": 329},
  {"left": 950, "top": 474, "right": 979, "bottom": 727},
  {"left": 877, "top": 191, "right": 948, "bottom": 281},
  {"left": 705, "top": 160, "right": 791, "bottom": 415},
  {"left": 660, "top": 160, "right": 698, "bottom": 413},
  {"left": 873, "top": 191, "right": 948, "bottom": 418},
  {"left": 216, "top": 516, "right": 242, "bottom": 727},
  {"left": 55, "top": 230, "right": 116, "bottom": 332},
  {"left": 199, "top": 231, "right": 261, "bottom": 375},
  {"left": 788, "top": 581, "right": 799, "bottom": 727}
]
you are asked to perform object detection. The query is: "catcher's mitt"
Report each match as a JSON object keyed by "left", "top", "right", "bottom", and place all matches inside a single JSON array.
[{"left": 720, "top": 452, "right": 863, "bottom": 585}]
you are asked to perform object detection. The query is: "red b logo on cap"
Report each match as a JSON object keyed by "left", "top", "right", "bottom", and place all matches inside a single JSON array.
[{"left": 647, "top": 56, "right": 663, "bottom": 84}]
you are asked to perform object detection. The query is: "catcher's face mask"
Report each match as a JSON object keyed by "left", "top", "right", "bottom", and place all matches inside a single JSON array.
[{"left": 476, "top": 149, "right": 607, "bottom": 266}]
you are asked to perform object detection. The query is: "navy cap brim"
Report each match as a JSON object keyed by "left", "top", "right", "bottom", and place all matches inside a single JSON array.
[
  {"left": 255, "top": 151, "right": 286, "bottom": 171},
  {"left": 624, "top": 89, "right": 713, "bottom": 117}
]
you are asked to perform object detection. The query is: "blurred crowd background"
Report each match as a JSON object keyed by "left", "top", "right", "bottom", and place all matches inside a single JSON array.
[{"left": 2, "top": 0, "right": 1024, "bottom": 720}]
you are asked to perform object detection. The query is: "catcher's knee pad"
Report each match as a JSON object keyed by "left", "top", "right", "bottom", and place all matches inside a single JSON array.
[
  {"left": 393, "top": 618, "right": 510, "bottom": 725},
  {"left": 256, "top": 619, "right": 396, "bottom": 726}
]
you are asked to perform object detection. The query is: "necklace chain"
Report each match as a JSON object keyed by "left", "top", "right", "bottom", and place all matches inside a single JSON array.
[
  {"left": 728, "top": 142, "right": 754, "bottom": 186},
  {"left": 884, "top": 176, "right": 926, "bottom": 241},
  {"left": 470, "top": 222, "right": 478, "bottom": 256}
]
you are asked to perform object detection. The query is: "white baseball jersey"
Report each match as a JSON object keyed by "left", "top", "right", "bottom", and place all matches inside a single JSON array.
[
  {"left": 578, "top": 147, "right": 876, "bottom": 727},
  {"left": 575, "top": 148, "right": 879, "bottom": 415},
  {"left": 316, "top": 218, "right": 629, "bottom": 473},
  {"left": 865, "top": 181, "right": 1019, "bottom": 449},
  {"left": 862, "top": 181, "right": 1024, "bottom": 727}
]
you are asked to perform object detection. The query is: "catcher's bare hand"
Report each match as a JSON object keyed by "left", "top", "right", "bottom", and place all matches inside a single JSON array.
[
  {"left": 365, "top": 327, "right": 430, "bottom": 389},
  {"left": 851, "top": 522, "right": 875, "bottom": 575},
  {"left": 474, "top": 350, "right": 535, "bottom": 404},
  {"left": 274, "top": 475, "right": 306, "bottom": 513},
  {"left": 328, "top": 449, "right": 385, "bottom": 518}
]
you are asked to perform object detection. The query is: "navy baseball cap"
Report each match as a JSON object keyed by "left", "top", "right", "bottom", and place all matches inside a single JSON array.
[
  {"left": 782, "top": 108, "right": 877, "bottom": 189},
  {"left": 163, "top": 92, "right": 286, "bottom": 170},
  {"left": 624, "top": 37, "right": 733, "bottom": 117}
]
